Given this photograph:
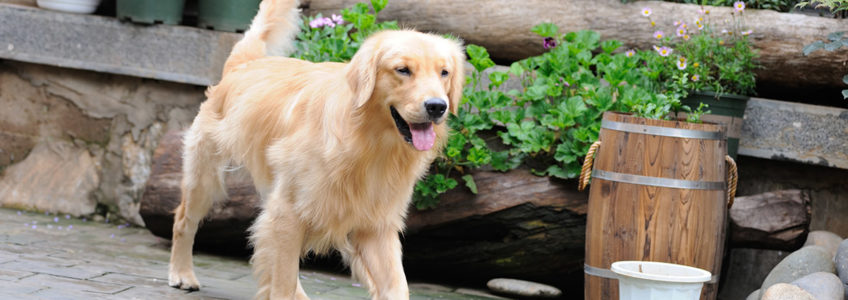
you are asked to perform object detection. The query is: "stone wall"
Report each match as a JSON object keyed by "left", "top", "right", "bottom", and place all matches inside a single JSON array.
[{"left": 0, "top": 60, "right": 204, "bottom": 225}]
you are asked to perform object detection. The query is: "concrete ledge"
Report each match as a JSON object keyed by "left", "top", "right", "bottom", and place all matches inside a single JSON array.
[
  {"left": 740, "top": 98, "right": 848, "bottom": 170},
  {"left": 0, "top": 4, "right": 241, "bottom": 86}
]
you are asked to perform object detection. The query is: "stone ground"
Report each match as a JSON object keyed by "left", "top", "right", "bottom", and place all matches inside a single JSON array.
[{"left": 0, "top": 208, "right": 507, "bottom": 300}]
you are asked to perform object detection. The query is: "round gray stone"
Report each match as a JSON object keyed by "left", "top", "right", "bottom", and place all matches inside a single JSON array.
[
  {"left": 761, "top": 245, "right": 836, "bottom": 291},
  {"left": 761, "top": 283, "right": 815, "bottom": 300},
  {"left": 486, "top": 278, "right": 562, "bottom": 298},
  {"left": 803, "top": 231, "right": 843, "bottom": 259},
  {"left": 746, "top": 289, "right": 761, "bottom": 300},
  {"left": 790, "top": 272, "right": 844, "bottom": 300},
  {"left": 837, "top": 239, "right": 848, "bottom": 298}
]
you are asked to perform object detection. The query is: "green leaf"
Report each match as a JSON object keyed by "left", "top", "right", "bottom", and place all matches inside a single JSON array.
[
  {"left": 509, "top": 62, "right": 525, "bottom": 77},
  {"left": 601, "top": 40, "right": 622, "bottom": 54},
  {"left": 466, "top": 44, "right": 495, "bottom": 72},
  {"left": 531, "top": 23, "right": 559, "bottom": 38},
  {"left": 488, "top": 71, "right": 510, "bottom": 88},
  {"left": 370, "top": 0, "right": 387, "bottom": 13},
  {"left": 828, "top": 31, "right": 845, "bottom": 41},
  {"left": 462, "top": 174, "right": 478, "bottom": 194},
  {"left": 803, "top": 41, "right": 825, "bottom": 56}
]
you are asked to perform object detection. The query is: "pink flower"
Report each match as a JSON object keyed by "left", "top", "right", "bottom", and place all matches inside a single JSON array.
[
  {"left": 625, "top": 50, "right": 635, "bottom": 57},
  {"left": 676, "top": 27, "right": 686, "bottom": 37},
  {"left": 692, "top": 74, "right": 700, "bottom": 81},
  {"left": 309, "top": 17, "right": 335, "bottom": 28},
  {"left": 741, "top": 30, "right": 753, "bottom": 36},
  {"left": 653, "top": 30, "right": 664, "bottom": 39},
  {"left": 331, "top": 14, "right": 344, "bottom": 25},
  {"left": 677, "top": 57, "right": 687, "bottom": 70},
  {"left": 641, "top": 7, "right": 652, "bottom": 17},
  {"left": 654, "top": 46, "right": 673, "bottom": 57},
  {"left": 734, "top": 1, "right": 745, "bottom": 12}
]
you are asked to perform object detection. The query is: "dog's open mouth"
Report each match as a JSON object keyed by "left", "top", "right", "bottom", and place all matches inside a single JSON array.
[{"left": 390, "top": 106, "right": 435, "bottom": 151}]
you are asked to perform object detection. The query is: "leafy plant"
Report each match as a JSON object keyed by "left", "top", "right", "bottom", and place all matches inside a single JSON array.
[
  {"left": 638, "top": 3, "right": 759, "bottom": 97},
  {"left": 291, "top": 0, "right": 397, "bottom": 63},
  {"left": 797, "top": 1, "right": 848, "bottom": 99}
]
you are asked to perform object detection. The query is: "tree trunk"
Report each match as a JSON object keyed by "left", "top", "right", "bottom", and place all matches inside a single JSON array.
[
  {"left": 728, "top": 189, "right": 811, "bottom": 250},
  {"left": 139, "top": 129, "right": 590, "bottom": 289},
  {"left": 303, "top": 0, "right": 848, "bottom": 90}
]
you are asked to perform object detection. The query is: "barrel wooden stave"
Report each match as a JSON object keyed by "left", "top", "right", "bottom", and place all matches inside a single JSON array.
[{"left": 585, "top": 112, "right": 727, "bottom": 300}]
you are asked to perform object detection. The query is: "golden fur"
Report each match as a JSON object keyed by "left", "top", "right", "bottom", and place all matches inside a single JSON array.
[{"left": 167, "top": 0, "right": 465, "bottom": 299}]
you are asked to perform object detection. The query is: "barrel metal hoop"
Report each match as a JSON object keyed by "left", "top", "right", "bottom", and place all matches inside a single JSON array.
[
  {"left": 592, "top": 170, "right": 726, "bottom": 190},
  {"left": 584, "top": 264, "right": 619, "bottom": 279},
  {"left": 601, "top": 119, "right": 725, "bottom": 140},
  {"left": 584, "top": 263, "right": 719, "bottom": 283}
]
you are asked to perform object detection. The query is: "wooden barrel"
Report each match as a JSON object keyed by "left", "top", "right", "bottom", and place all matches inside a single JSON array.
[{"left": 583, "top": 112, "right": 729, "bottom": 300}]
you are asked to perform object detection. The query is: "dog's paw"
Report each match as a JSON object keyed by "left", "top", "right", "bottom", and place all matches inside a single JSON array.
[{"left": 168, "top": 270, "right": 201, "bottom": 291}]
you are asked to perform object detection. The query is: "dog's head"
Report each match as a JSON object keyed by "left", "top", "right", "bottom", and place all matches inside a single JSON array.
[{"left": 345, "top": 30, "right": 465, "bottom": 152}]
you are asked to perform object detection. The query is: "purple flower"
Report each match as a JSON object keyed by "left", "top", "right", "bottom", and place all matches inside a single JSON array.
[
  {"left": 352, "top": 283, "right": 362, "bottom": 287},
  {"left": 65, "top": 214, "right": 70, "bottom": 219},
  {"left": 676, "top": 26, "right": 686, "bottom": 37},
  {"left": 17, "top": 211, "right": 21, "bottom": 216},
  {"left": 543, "top": 37, "right": 557, "bottom": 49},
  {"left": 653, "top": 31, "right": 664, "bottom": 39},
  {"left": 54, "top": 217, "right": 59, "bottom": 223},
  {"left": 331, "top": 14, "right": 344, "bottom": 25},
  {"left": 625, "top": 50, "right": 635, "bottom": 57},
  {"left": 31, "top": 225, "right": 37, "bottom": 229},
  {"left": 58, "top": 226, "right": 62, "bottom": 230},
  {"left": 110, "top": 233, "right": 115, "bottom": 239},
  {"left": 309, "top": 17, "right": 336, "bottom": 28},
  {"left": 734, "top": 1, "right": 745, "bottom": 12},
  {"left": 67, "top": 225, "right": 73, "bottom": 230}
]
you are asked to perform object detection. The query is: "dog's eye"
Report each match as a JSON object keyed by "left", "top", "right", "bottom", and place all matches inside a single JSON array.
[
  {"left": 396, "top": 67, "right": 411, "bottom": 76},
  {"left": 441, "top": 70, "right": 449, "bottom": 77}
]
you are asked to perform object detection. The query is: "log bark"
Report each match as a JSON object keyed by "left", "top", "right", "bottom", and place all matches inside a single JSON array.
[
  {"left": 303, "top": 0, "right": 848, "bottom": 89},
  {"left": 729, "top": 189, "right": 811, "bottom": 250},
  {"left": 139, "top": 129, "right": 590, "bottom": 287}
]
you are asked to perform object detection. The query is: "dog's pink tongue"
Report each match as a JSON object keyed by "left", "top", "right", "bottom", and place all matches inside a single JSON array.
[{"left": 410, "top": 123, "right": 435, "bottom": 151}]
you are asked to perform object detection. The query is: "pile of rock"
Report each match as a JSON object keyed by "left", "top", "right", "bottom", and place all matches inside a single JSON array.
[{"left": 747, "top": 231, "right": 847, "bottom": 300}]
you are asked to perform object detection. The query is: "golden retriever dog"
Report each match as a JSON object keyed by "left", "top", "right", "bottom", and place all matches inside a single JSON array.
[{"left": 167, "top": 0, "right": 465, "bottom": 299}]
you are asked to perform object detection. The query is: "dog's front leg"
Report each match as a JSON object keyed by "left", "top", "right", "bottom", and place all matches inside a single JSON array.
[
  {"left": 349, "top": 229, "right": 409, "bottom": 300},
  {"left": 251, "top": 205, "right": 308, "bottom": 300}
]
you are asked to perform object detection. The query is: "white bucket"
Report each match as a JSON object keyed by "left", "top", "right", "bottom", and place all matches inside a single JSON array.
[{"left": 611, "top": 261, "right": 712, "bottom": 300}]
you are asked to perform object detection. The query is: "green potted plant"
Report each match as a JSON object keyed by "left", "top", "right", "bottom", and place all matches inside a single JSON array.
[
  {"left": 638, "top": 3, "right": 759, "bottom": 158},
  {"left": 117, "top": 0, "right": 185, "bottom": 25},
  {"left": 197, "top": 0, "right": 260, "bottom": 33}
]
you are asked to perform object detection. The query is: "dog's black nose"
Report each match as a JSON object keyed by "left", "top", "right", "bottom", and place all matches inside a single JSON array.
[{"left": 424, "top": 98, "right": 447, "bottom": 119}]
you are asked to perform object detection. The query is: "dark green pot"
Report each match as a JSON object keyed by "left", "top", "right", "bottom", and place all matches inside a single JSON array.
[
  {"left": 117, "top": 0, "right": 185, "bottom": 25},
  {"left": 198, "top": 0, "right": 261, "bottom": 33},
  {"left": 682, "top": 91, "right": 749, "bottom": 159}
]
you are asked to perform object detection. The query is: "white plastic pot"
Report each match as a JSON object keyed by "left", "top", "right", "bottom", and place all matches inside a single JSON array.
[
  {"left": 37, "top": 0, "right": 102, "bottom": 14},
  {"left": 611, "top": 261, "right": 712, "bottom": 300}
]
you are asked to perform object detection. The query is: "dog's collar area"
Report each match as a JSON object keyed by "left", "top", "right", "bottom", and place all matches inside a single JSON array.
[{"left": 390, "top": 106, "right": 413, "bottom": 144}]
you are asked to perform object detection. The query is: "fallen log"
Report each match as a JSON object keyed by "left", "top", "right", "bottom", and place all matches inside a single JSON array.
[
  {"left": 139, "top": 129, "right": 590, "bottom": 287},
  {"left": 729, "top": 189, "right": 811, "bottom": 250},
  {"left": 303, "top": 0, "right": 848, "bottom": 90}
]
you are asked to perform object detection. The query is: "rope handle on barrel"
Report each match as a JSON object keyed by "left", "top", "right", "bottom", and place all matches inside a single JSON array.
[
  {"left": 578, "top": 141, "right": 602, "bottom": 191},
  {"left": 725, "top": 155, "right": 738, "bottom": 209}
]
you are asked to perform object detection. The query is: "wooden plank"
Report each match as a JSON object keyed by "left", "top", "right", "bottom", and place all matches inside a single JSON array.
[
  {"left": 0, "top": 4, "right": 241, "bottom": 86},
  {"left": 740, "top": 98, "right": 848, "bottom": 170}
]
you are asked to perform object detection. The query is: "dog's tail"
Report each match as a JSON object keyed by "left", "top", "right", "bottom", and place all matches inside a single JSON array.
[{"left": 221, "top": 0, "right": 300, "bottom": 76}]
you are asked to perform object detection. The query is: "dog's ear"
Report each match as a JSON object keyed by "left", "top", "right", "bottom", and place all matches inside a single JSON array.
[
  {"left": 346, "top": 39, "right": 382, "bottom": 109},
  {"left": 448, "top": 43, "right": 466, "bottom": 115}
]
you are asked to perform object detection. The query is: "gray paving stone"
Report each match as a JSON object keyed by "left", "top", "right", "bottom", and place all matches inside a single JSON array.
[
  {"left": 0, "top": 207, "right": 498, "bottom": 299},
  {"left": 0, "top": 268, "right": 36, "bottom": 281},
  {"left": 18, "top": 273, "right": 130, "bottom": 294}
]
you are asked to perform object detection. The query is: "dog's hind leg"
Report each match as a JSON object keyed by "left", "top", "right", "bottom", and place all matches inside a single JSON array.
[
  {"left": 168, "top": 123, "right": 227, "bottom": 291},
  {"left": 347, "top": 229, "right": 409, "bottom": 300},
  {"left": 250, "top": 188, "right": 308, "bottom": 300}
]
